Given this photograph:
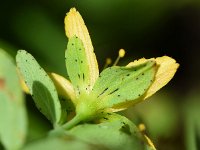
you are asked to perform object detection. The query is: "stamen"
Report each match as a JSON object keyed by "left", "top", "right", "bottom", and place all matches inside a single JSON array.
[
  {"left": 103, "top": 58, "right": 112, "bottom": 69},
  {"left": 113, "top": 49, "right": 125, "bottom": 66},
  {"left": 138, "top": 123, "right": 146, "bottom": 132}
]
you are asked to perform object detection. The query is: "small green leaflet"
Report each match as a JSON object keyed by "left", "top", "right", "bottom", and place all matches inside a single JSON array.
[
  {"left": 0, "top": 49, "right": 27, "bottom": 150},
  {"left": 91, "top": 61, "right": 156, "bottom": 109},
  {"left": 65, "top": 36, "right": 91, "bottom": 96},
  {"left": 16, "top": 50, "right": 62, "bottom": 126}
]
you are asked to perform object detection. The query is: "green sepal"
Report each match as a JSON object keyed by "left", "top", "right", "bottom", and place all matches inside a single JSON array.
[
  {"left": 92, "top": 60, "right": 157, "bottom": 109},
  {"left": 65, "top": 36, "right": 91, "bottom": 96}
]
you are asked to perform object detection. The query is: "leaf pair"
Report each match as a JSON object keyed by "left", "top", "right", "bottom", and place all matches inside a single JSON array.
[{"left": 16, "top": 50, "right": 67, "bottom": 127}]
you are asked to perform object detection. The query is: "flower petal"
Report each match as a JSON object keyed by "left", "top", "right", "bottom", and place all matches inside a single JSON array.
[
  {"left": 110, "top": 56, "right": 179, "bottom": 112},
  {"left": 127, "top": 56, "right": 179, "bottom": 100},
  {"left": 64, "top": 8, "right": 99, "bottom": 89},
  {"left": 49, "top": 73, "right": 76, "bottom": 104},
  {"left": 91, "top": 60, "right": 157, "bottom": 109},
  {"left": 17, "top": 68, "right": 30, "bottom": 94}
]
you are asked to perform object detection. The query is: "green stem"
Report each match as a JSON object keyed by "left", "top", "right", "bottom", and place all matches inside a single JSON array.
[{"left": 62, "top": 115, "right": 82, "bottom": 130}]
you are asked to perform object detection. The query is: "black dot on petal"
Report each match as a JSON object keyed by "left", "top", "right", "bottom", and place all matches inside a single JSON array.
[
  {"left": 142, "top": 73, "right": 144, "bottom": 75},
  {"left": 118, "top": 95, "right": 120, "bottom": 97},
  {"left": 138, "top": 94, "right": 141, "bottom": 97},
  {"left": 136, "top": 78, "right": 138, "bottom": 80},
  {"left": 72, "top": 43, "right": 74, "bottom": 46},
  {"left": 79, "top": 48, "right": 81, "bottom": 50},
  {"left": 81, "top": 61, "right": 83, "bottom": 63},
  {"left": 75, "top": 59, "right": 78, "bottom": 62}
]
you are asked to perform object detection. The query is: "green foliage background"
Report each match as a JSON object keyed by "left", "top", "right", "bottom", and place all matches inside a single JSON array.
[{"left": 1, "top": 0, "right": 200, "bottom": 149}]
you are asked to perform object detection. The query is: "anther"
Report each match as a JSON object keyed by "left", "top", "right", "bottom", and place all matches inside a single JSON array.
[
  {"left": 103, "top": 58, "right": 112, "bottom": 69},
  {"left": 113, "top": 49, "right": 126, "bottom": 66}
]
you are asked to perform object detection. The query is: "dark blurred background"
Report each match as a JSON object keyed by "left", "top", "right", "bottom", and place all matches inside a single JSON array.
[{"left": 0, "top": 0, "right": 200, "bottom": 150}]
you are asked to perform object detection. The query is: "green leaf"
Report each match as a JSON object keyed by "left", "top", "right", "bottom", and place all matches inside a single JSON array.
[
  {"left": 69, "top": 114, "right": 155, "bottom": 150},
  {"left": 0, "top": 49, "right": 27, "bottom": 150},
  {"left": 65, "top": 36, "right": 92, "bottom": 97},
  {"left": 23, "top": 134, "right": 104, "bottom": 150},
  {"left": 16, "top": 50, "right": 62, "bottom": 126},
  {"left": 91, "top": 60, "right": 157, "bottom": 110}
]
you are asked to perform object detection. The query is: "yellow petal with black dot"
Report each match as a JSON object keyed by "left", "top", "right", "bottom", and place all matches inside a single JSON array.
[
  {"left": 127, "top": 56, "right": 179, "bottom": 100},
  {"left": 65, "top": 8, "right": 99, "bottom": 89},
  {"left": 91, "top": 60, "right": 157, "bottom": 110}
]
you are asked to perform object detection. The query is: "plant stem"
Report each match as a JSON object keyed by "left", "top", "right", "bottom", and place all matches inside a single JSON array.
[{"left": 62, "top": 115, "right": 82, "bottom": 130}]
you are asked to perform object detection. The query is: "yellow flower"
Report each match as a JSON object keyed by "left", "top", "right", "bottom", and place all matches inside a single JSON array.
[
  {"left": 20, "top": 8, "right": 178, "bottom": 132},
  {"left": 20, "top": 8, "right": 179, "bottom": 149},
  {"left": 60, "top": 8, "right": 178, "bottom": 110}
]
